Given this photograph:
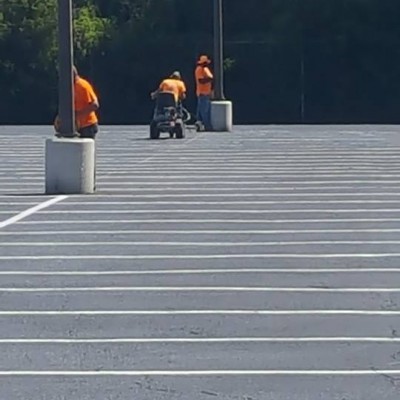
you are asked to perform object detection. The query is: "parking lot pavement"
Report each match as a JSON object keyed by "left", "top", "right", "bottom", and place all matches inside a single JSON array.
[{"left": 1, "top": 125, "right": 400, "bottom": 399}]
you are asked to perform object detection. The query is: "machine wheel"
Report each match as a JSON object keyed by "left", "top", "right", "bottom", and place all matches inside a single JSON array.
[
  {"left": 175, "top": 123, "right": 185, "bottom": 139},
  {"left": 150, "top": 122, "right": 160, "bottom": 140}
]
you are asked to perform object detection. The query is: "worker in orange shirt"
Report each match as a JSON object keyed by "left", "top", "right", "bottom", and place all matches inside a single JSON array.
[
  {"left": 195, "top": 55, "right": 214, "bottom": 131},
  {"left": 73, "top": 66, "right": 100, "bottom": 139},
  {"left": 151, "top": 71, "right": 186, "bottom": 104}
]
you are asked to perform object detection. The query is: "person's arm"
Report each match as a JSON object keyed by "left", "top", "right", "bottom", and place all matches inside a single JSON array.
[
  {"left": 179, "top": 82, "right": 187, "bottom": 100},
  {"left": 76, "top": 83, "right": 99, "bottom": 117},
  {"left": 199, "top": 77, "right": 212, "bottom": 84},
  {"left": 75, "top": 99, "right": 99, "bottom": 118},
  {"left": 199, "top": 67, "right": 213, "bottom": 84}
]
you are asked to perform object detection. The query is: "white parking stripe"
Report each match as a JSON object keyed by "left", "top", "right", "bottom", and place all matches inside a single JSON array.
[
  {"left": 1, "top": 254, "right": 399, "bottom": 260},
  {"left": 30, "top": 209, "right": 400, "bottom": 214},
  {"left": 0, "top": 268, "right": 399, "bottom": 275},
  {"left": 0, "top": 370, "right": 399, "bottom": 376},
  {"left": 0, "top": 310, "right": 399, "bottom": 316},
  {"left": 0, "top": 241, "right": 399, "bottom": 247},
  {"left": 2, "top": 229, "right": 400, "bottom": 235},
  {"left": 0, "top": 286, "right": 400, "bottom": 293},
  {"left": 16, "top": 218, "right": 400, "bottom": 225},
  {"left": 0, "top": 337, "right": 398, "bottom": 344},
  {"left": 0, "top": 196, "right": 68, "bottom": 229},
  {"left": 45, "top": 200, "right": 400, "bottom": 205}
]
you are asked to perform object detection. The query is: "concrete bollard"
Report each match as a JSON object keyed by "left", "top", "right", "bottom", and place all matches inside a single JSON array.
[
  {"left": 45, "top": 138, "right": 95, "bottom": 194},
  {"left": 211, "top": 100, "right": 233, "bottom": 132}
]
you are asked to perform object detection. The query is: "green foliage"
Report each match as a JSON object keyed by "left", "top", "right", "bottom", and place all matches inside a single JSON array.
[
  {"left": 74, "top": 3, "right": 111, "bottom": 59},
  {"left": 1, "top": 0, "right": 400, "bottom": 124}
]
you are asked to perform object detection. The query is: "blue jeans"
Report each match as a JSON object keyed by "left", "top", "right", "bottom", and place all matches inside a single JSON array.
[{"left": 196, "top": 95, "right": 211, "bottom": 130}]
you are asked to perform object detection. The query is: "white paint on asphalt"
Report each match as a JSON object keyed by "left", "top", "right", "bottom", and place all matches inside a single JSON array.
[
  {"left": 32, "top": 209, "right": 400, "bottom": 214},
  {"left": 0, "top": 337, "right": 399, "bottom": 344},
  {"left": 1, "top": 254, "right": 400, "bottom": 260},
  {"left": 1, "top": 286, "right": 400, "bottom": 293},
  {"left": 0, "top": 196, "right": 68, "bottom": 229},
  {"left": 0, "top": 268, "right": 399, "bottom": 275},
  {"left": 38, "top": 200, "right": 400, "bottom": 205},
  {"left": 1, "top": 370, "right": 399, "bottom": 376},
  {"left": 16, "top": 218, "right": 400, "bottom": 225},
  {"left": 2, "top": 229, "right": 400, "bottom": 235},
  {"left": 5, "top": 192, "right": 400, "bottom": 199},
  {"left": 0, "top": 240, "right": 398, "bottom": 247},
  {"left": 1, "top": 310, "right": 400, "bottom": 316}
]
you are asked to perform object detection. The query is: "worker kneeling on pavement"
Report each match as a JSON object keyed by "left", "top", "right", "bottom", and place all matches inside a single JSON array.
[{"left": 54, "top": 66, "right": 100, "bottom": 139}]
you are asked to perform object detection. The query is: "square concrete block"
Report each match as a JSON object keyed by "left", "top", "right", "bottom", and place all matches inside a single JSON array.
[
  {"left": 45, "top": 138, "right": 95, "bottom": 194},
  {"left": 211, "top": 100, "right": 233, "bottom": 132}
]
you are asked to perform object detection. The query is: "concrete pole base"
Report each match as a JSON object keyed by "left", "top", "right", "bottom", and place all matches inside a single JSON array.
[
  {"left": 211, "top": 100, "right": 233, "bottom": 132},
  {"left": 45, "top": 138, "right": 95, "bottom": 194}
]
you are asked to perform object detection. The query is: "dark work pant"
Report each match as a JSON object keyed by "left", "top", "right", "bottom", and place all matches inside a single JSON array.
[
  {"left": 196, "top": 95, "right": 212, "bottom": 130},
  {"left": 78, "top": 124, "right": 99, "bottom": 139}
]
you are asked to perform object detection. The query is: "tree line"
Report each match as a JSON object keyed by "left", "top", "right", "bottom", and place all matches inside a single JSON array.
[{"left": 1, "top": 0, "right": 400, "bottom": 124}]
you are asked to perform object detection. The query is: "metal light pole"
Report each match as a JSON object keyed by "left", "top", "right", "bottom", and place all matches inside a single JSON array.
[
  {"left": 46, "top": 0, "right": 95, "bottom": 195},
  {"left": 213, "top": 0, "right": 225, "bottom": 101},
  {"left": 57, "top": 0, "right": 75, "bottom": 137}
]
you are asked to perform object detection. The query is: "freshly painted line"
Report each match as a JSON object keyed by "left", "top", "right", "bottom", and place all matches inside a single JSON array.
[
  {"left": 0, "top": 268, "right": 399, "bottom": 275},
  {"left": 101, "top": 166, "right": 400, "bottom": 172},
  {"left": 0, "top": 337, "right": 399, "bottom": 344},
  {"left": 17, "top": 218, "right": 400, "bottom": 225},
  {"left": 1, "top": 286, "right": 400, "bottom": 293},
  {"left": 95, "top": 180, "right": 400, "bottom": 185},
  {"left": 4, "top": 192, "right": 400, "bottom": 198},
  {"left": 0, "top": 196, "right": 68, "bottom": 229},
  {"left": 34, "top": 209, "right": 400, "bottom": 214},
  {"left": 0, "top": 370, "right": 399, "bottom": 376},
  {"left": 1, "top": 254, "right": 399, "bottom": 260},
  {"left": 2, "top": 229, "right": 400, "bottom": 235},
  {"left": 94, "top": 174, "right": 400, "bottom": 179},
  {"left": 0, "top": 310, "right": 399, "bottom": 316},
  {"left": 0, "top": 203, "right": 39, "bottom": 206},
  {"left": 100, "top": 173, "right": 400, "bottom": 179},
  {"left": 0, "top": 240, "right": 399, "bottom": 247},
  {"left": 40, "top": 192, "right": 400, "bottom": 198},
  {"left": 57, "top": 200, "right": 400, "bottom": 205},
  {"left": 94, "top": 186, "right": 400, "bottom": 192}
]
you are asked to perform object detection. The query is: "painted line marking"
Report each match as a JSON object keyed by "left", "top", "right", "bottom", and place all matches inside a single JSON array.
[
  {"left": 0, "top": 268, "right": 399, "bottom": 275},
  {"left": 94, "top": 174, "right": 400, "bottom": 179},
  {"left": 3, "top": 192, "right": 400, "bottom": 199},
  {"left": 32, "top": 209, "right": 400, "bottom": 215},
  {"left": 1, "top": 286, "right": 400, "bottom": 293},
  {"left": 1, "top": 254, "right": 400, "bottom": 260},
  {"left": 92, "top": 180, "right": 400, "bottom": 186},
  {"left": 0, "top": 196, "right": 68, "bottom": 229},
  {"left": 0, "top": 310, "right": 399, "bottom": 316},
  {"left": 0, "top": 370, "right": 399, "bottom": 376},
  {"left": 16, "top": 218, "right": 400, "bottom": 225},
  {"left": 0, "top": 337, "right": 398, "bottom": 344},
  {"left": 48, "top": 200, "right": 400, "bottom": 205},
  {"left": 2, "top": 229, "right": 400, "bottom": 235},
  {"left": 0, "top": 241, "right": 398, "bottom": 247}
]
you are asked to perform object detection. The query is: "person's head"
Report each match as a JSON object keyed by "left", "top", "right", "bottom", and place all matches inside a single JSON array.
[
  {"left": 197, "top": 55, "right": 211, "bottom": 66},
  {"left": 170, "top": 71, "right": 182, "bottom": 80}
]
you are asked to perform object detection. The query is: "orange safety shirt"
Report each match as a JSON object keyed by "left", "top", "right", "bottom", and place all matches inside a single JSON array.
[
  {"left": 159, "top": 78, "right": 186, "bottom": 103},
  {"left": 195, "top": 66, "right": 213, "bottom": 96},
  {"left": 74, "top": 77, "right": 98, "bottom": 129}
]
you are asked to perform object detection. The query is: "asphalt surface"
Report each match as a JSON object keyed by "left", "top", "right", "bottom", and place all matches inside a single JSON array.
[{"left": 1, "top": 125, "right": 400, "bottom": 399}]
